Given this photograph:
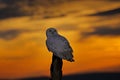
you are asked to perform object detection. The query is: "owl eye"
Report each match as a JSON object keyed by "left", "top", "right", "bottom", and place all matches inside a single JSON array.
[{"left": 53, "top": 29, "right": 56, "bottom": 32}]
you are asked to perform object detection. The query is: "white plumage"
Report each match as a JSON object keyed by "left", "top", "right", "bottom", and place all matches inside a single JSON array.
[{"left": 46, "top": 28, "right": 74, "bottom": 62}]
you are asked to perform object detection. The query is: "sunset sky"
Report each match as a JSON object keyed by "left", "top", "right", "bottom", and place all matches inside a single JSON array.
[{"left": 0, "top": 0, "right": 120, "bottom": 79}]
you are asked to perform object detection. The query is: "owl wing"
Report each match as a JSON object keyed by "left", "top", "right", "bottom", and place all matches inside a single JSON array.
[
  {"left": 59, "top": 35, "right": 73, "bottom": 53},
  {"left": 56, "top": 35, "right": 74, "bottom": 62}
]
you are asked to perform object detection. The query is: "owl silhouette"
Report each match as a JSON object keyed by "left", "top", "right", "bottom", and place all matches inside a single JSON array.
[{"left": 46, "top": 28, "right": 74, "bottom": 62}]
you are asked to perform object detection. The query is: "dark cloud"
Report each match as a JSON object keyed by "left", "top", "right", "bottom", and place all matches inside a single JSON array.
[
  {"left": 43, "top": 14, "right": 66, "bottom": 19},
  {"left": 81, "top": 27, "right": 120, "bottom": 38},
  {"left": 0, "top": 0, "right": 70, "bottom": 19},
  {"left": 0, "top": 29, "right": 40, "bottom": 40},
  {"left": 0, "top": 7, "right": 26, "bottom": 19},
  {"left": 88, "top": 8, "right": 120, "bottom": 16}
]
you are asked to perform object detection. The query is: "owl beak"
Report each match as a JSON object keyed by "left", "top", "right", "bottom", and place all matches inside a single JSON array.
[{"left": 51, "top": 32, "right": 54, "bottom": 34}]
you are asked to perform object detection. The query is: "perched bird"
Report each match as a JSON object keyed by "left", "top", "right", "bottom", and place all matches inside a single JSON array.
[{"left": 46, "top": 28, "right": 74, "bottom": 62}]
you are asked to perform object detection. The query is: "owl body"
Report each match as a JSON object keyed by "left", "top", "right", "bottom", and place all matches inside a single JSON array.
[{"left": 46, "top": 28, "right": 74, "bottom": 62}]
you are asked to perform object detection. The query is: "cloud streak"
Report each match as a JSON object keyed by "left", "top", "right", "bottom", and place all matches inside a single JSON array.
[
  {"left": 88, "top": 8, "right": 120, "bottom": 16},
  {"left": 0, "top": 29, "right": 40, "bottom": 40},
  {"left": 81, "top": 26, "right": 120, "bottom": 38}
]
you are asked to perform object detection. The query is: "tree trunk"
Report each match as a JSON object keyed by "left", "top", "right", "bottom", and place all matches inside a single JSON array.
[{"left": 50, "top": 54, "right": 63, "bottom": 80}]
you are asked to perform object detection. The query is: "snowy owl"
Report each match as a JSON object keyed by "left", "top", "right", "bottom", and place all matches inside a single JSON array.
[{"left": 46, "top": 28, "right": 74, "bottom": 62}]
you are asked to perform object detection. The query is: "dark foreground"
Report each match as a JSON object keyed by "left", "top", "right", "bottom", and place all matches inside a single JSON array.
[{"left": 2, "top": 72, "right": 120, "bottom": 80}]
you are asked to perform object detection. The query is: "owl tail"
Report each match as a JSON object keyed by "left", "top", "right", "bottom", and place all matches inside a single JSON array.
[
  {"left": 68, "top": 58, "right": 75, "bottom": 62},
  {"left": 64, "top": 52, "right": 74, "bottom": 62}
]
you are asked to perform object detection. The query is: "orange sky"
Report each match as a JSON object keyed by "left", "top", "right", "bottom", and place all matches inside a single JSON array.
[{"left": 0, "top": 0, "right": 120, "bottom": 79}]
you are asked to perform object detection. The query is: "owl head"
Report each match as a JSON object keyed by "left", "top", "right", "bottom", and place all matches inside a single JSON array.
[{"left": 46, "top": 28, "right": 58, "bottom": 37}]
